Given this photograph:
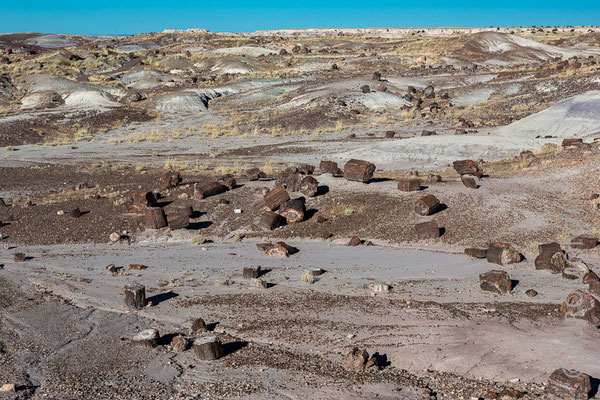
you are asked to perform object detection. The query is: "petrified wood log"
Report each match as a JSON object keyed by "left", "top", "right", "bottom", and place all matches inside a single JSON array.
[
  {"left": 243, "top": 266, "right": 262, "bottom": 279},
  {"left": 168, "top": 214, "right": 189, "bottom": 230},
  {"left": 343, "top": 159, "right": 376, "bottom": 183},
  {"left": 250, "top": 277, "right": 268, "bottom": 289},
  {"left": 415, "top": 220, "right": 440, "bottom": 240},
  {"left": 280, "top": 198, "right": 306, "bottom": 224},
  {"left": 571, "top": 235, "right": 598, "bottom": 249},
  {"left": 13, "top": 253, "right": 26, "bottom": 262},
  {"left": 124, "top": 191, "right": 157, "bottom": 213},
  {"left": 486, "top": 246, "right": 521, "bottom": 265},
  {"left": 560, "top": 289, "right": 600, "bottom": 325},
  {"left": 479, "top": 270, "right": 512, "bottom": 295},
  {"left": 259, "top": 210, "right": 285, "bottom": 230},
  {"left": 157, "top": 169, "right": 181, "bottom": 190},
  {"left": 539, "top": 242, "right": 562, "bottom": 253},
  {"left": 453, "top": 160, "right": 483, "bottom": 177},
  {"left": 218, "top": 174, "right": 236, "bottom": 190},
  {"left": 123, "top": 283, "right": 146, "bottom": 310},
  {"left": 275, "top": 171, "right": 303, "bottom": 192},
  {"left": 546, "top": 368, "right": 591, "bottom": 400},
  {"left": 562, "top": 138, "right": 583, "bottom": 147},
  {"left": 344, "top": 347, "right": 369, "bottom": 371},
  {"left": 414, "top": 194, "right": 440, "bottom": 216},
  {"left": 173, "top": 205, "right": 193, "bottom": 218},
  {"left": 245, "top": 168, "right": 266, "bottom": 181},
  {"left": 534, "top": 251, "right": 567, "bottom": 274},
  {"left": 191, "top": 317, "right": 207, "bottom": 333},
  {"left": 132, "top": 328, "right": 160, "bottom": 348},
  {"left": 398, "top": 179, "right": 421, "bottom": 192},
  {"left": 348, "top": 236, "right": 362, "bottom": 246},
  {"left": 264, "top": 186, "right": 290, "bottom": 211},
  {"left": 194, "top": 182, "right": 227, "bottom": 200},
  {"left": 193, "top": 336, "right": 225, "bottom": 360},
  {"left": 464, "top": 248, "right": 488, "bottom": 258},
  {"left": 461, "top": 175, "right": 478, "bottom": 189},
  {"left": 264, "top": 242, "right": 297, "bottom": 257},
  {"left": 297, "top": 164, "right": 315, "bottom": 175},
  {"left": 171, "top": 335, "right": 190, "bottom": 352},
  {"left": 319, "top": 160, "right": 343, "bottom": 176},
  {"left": 145, "top": 207, "right": 168, "bottom": 229},
  {"left": 300, "top": 176, "right": 319, "bottom": 197}
]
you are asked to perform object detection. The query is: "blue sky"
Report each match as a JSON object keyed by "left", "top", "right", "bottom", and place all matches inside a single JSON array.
[{"left": 3, "top": 0, "right": 600, "bottom": 35}]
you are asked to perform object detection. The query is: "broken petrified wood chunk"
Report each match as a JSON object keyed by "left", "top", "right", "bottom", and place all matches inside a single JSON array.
[
  {"left": 479, "top": 270, "right": 512, "bottom": 295},
  {"left": 171, "top": 335, "right": 190, "bottom": 352},
  {"left": 343, "top": 159, "right": 376, "bottom": 183},
  {"left": 583, "top": 270, "right": 599, "bottom": 285},
  {"left": 193, "top": 336, "right": 224, "bottom": 360},
  {"left": 13, "top": 253, "right": 26, "bottom": 262},
  {"left": 157, "top": 169, "right": 182, "bottom": 190},
  {"left": 172, "top": 205, "right": 193, "bottom": 218},
  {"left": 560, "top": 290, "right": 600, "bottom": 325},
  {"left": 534, "top": 251, "right": 567, "bottom": 274},
  {"left": 397, "top": 178, "right": 421, "bottom": 192},
  {"left": 279, "top": 198, "right": 306, "bottom": 224},
  {"left": 453, "top": 159, "right": 483, "bottom": 177},
  {"left": 320, "top": 160, "right": 343, "bottom": 176},
  {"left": 259, "top": 211, "right": 285, "bottom": 230},
  {"left": 275, "top": 171, "right": 303, "bottom": 192},
  {"left": 218, "top": 174, "right": 236, "bottom": 190},
  {"left": 250, "top": 277, "right": 268, "bottom": 289},
  {"left": 414, "top": 194, "right": 440, "bottom": 216},
  {"left": 191, "top": 317, "right": 207, "bottom": 333},
  {"left": 194, "top": 181, "right": 227, "bottom": 200},
  {"left": 415, "top": 220, "right": 441, "bottom": 240},
  {"left": 264, "top": 242, "right": 297, "bottom": 257},
  {"left": 245, "top": 167, "right": 266, "bottom": 181},
  {"left": 464, "top": 248, "right": 488, "bottom": 258},
  {"left": 348, "top": 236, "right": 362, "bottom": 246},
  {"left": 243, "top": 266, "right": 262, "bottom": 279},
  {"left": 132, "top": 328, "right": 160, "bottom": 348},
  {"left": 344, "top": 347, "right": 369, "bottom": 371},
  {"left": 562, "top": 138, "right": 583, "bottom": 147},
  {"left": 486, "top": 246, "right": 521, "bottom": 265},
  {"left": 589, "top": 280, "right": 600, "bottom": 296},
  {"left": 461, "top": 174, "right": 478, "bottom": 189},
  {"left": 297, "top": 164, "right": 315, "bottom": 175},
  {"left": 300, "top": 176, "right": 319, "bottom": 197},
  {"left": 539, "top": 242, "right": 562, "bottom": 253},
  {"left": 547, "top": 368, "right": 591, "bottom": 400},
  {"left": 168, "top": 214, "right": 189, "bottom": 230},
  {"left": 124, "top": 191, "right": 157, "bottom": 213},
  {"left": 264, "top": 186, "right": 290, "bottom": 211},
  {"left": 571, "top": 235, "right": 598, "bottom": 249},
  {"left": 70, "top": 207, "right": 82, "bottom": 218},
  {"left": 123, "top": 283, "right": 146, "bottom": 310},
  {"left": 145, "top": 207, "right": 168, "bottom": 229}
]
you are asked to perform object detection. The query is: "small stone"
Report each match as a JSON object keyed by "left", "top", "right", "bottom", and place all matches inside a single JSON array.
[
  {"left": 109, "top": 232, "right": 121, "bottom": 242},
  {"left": 250, "top": 278, "right": 268, "bottom": 289},
  {"left": 344, "top": 347, "right": 369, "bottom": 371},
  {"left": 171, "top": 335, "right": 190, "bottom": 352},
  {"left": 0, "top": 384, "right": 15, "bottom": 392},
  {"left": 191, "top": 317, "right": 207, "bottom": 333},
  {"left": 479, "top": 270, "right": 512, "bottom": 295},
  {"left": 348, "top": 236, "right": 362, "bottom": 246},
  {"left": 526, "top": 289, "right": 538, "bottom": 297}
]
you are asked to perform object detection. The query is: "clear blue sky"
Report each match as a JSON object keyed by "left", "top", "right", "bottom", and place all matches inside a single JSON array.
[{"left": 3, "top": 0, "right": 600, "bottom": 35}]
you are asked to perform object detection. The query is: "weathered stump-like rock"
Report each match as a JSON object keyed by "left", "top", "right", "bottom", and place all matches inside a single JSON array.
[
  {"left": 124, "top": 191, "right": 157, "bottom": 213},
  {"left": 539, "top": 242, "right": 562, "bottom": 253},
  {"left": 194, "top": 182, "right": 227, "bottom": 200},
  {"left": 453, "top": 160, "right": 483, "bottom": 177},
  {"left": 546, "top": 368, "right": 591, "bottom": 400},
  {"left": 191, "top": 317, "right": 207, "bottom": 333},
  {"left": 535, "top": 251, "right": 567, "bottom": 274},
  {"left": 300, "top": 176, "right": 319, "bottom": 197},
  {"left": 486, "top": 245, "right": 521, "bottom": 265},
  {"left": 461, "top": 174, "right": 478, "bottom": 189},
  {"left": 132, "top": 328, "right": 159, "bottom": 348},
  {"left": 246, "top": 168, "right": 266, "bottom": 181},
  {"left": 560, "top": 290, "right": 600, "bottom": 324},
  {"left": 344, "top": 159, "right": 376, "bottom": 183},
  {"left": 243, "top": 266, "right": 261, "bottom": 279},
  {"left": 259, "top": 210, "right": 285, "bottom": 230},
  {"left": 479, "top": 270, "right": 512, "bottom": 295},
  {"left": 145, "top": 207, "right": 168, "bottom": 229},
  {"left": 193, "top": 336, "right": 225, "bottom": 360},
  {"left": 280, "top": 198, "right": 306, "bottom": 224},
  {"left": 320, "top": 160, "right": 343, "bottom": 176},
  {"left": 344, "top": 347, "right": 369, "bottom": 371},
  {"left": 397, "top": 179, "right": 421, "bottom": 192},
  {"left": 415, "top": 220, "right": 440, "bottom": 240},
  {"left": 168, "top": 214, "right": 189, "bottom": 230},
  {"left": 414, "top": 194, "right": 440, "bottom": 216},
  {"left": 158, "top": 170, "right": 182, "bottom": 191},
  {"left": 123, "top": 283, "right": 146, "bottom": 310},
  {"left": 171, "top": 335, "right": 190, "bottom": 352},
  {"left": 264, "top": 186, "right": 290, "bottom": 211},
  {"left": 571, "top": 235, "right": 598, "bottom": 249},
  {"left": 464, "top": 248, "right": 488, "bottom": 258}
]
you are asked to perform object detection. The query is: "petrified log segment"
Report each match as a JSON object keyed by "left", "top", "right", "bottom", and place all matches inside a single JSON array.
[
  {"left": 453, "top": 160, "right": 483, "bottom": 177},
  {"left": 344, "top": 159, "right": 376, "bottom": 183},
  {"left": 259, "top": 211, "right": 285, "bottom": 230},
  {"left": 173, "top": 205, "right": 193, "bottom": 218},
  {"left": 193, "top": 336, "right": 225, "bottom": 360},
  {"left": 348, "top": 236, "right": 362, "bottom": 246},
  {"left": 243, "top": 266, "right": 262, "bottom": 279},
  {"left": 320, "top": 160, "right": 343, "bottom": 176},
  {"left": 264, "top": 186, "right": 290, "bottom": 211},
  {"left": 461, "top": 175, "right": 478, "bottom": 189},
  {"left": 280, "top": 198, "right": 306, "bottom": 224},
  {"left": 264, "top": 242, "right": 297, "bottom": 257},
  {"left": 194, "top": 182, "right": 227, "bottom": 200},
  {"left": 13, "top": 253, "right": 26, "bottom": 262},
  {"left": 250, "top": 278, "right": 268, "bottom": 289},
  {"left": 191, "top": 317, "right": 207, "bottom": 333},
  {"left": 464, "top": 248, "right": 488, "bottom": 258},
  {"left": 168, "top": 214, "right": 189, "bottom": 230},
  {"left": 123, "top": 283, "right": 146, "bottom": 310},
  {"left": 398, "top": 179, "right": 421, "bottom": 192},
  {"left": 571, "top": 235, "right": 598, "bottom": 249},
  {"left": 344, "top": 348, "right": 369, "bottom": 371},
  {"left": 415, "top": 220, "right": 440, "bottom": 239},
  {"left": 479, "top": 270, "right": 512, "bottom": 295},
  {"left": 246, "top": 168, "right": 266, "bottom": 181},
  {"left": 297, "top": 164, "right": 315, "bottom": 175},
  {"left": 562, "top": 138, "right": 583, "bottom": 147},
  {"left": 275, "top": 171, "right": 303, "bottom": 192},
  {"left": 546, "top": 368, "right": 591, "bottom": 400},
  {"left": 132, "top": 328, "right": 160, "bottom": 348},
  {"left": 486, "top": 246, "right": 521, "bottom": 265},
  {"left": 145, "top": 207, "right": 168, "bottom": 229},
  {"left": 560, "top": 290, "right": 600, "bottom": 325},
  {"left": 70, "top": 207, "right": 81, "bottom": 218},
  {"left": 158, "top": 170, "right": 181, "bottom": 190},
  {"left": 300, "top": 176, "right": 319, "bottom": 197},
  {"left": 539, "top": 242, "right": 562, "bottom": 253},
  {"left": 535, "top": 251, "right": 567, "bottom": 274},
  {"left": 171, "top": 335, "right": 190, "bottom": 352},
  {"left": 414, "top": 194, "right": 440, "bottom": 216},
  {"left": 218, "top": 174, "right": 236, "bottom": 190},
  {"left": 124, "top": 191, "right": 157, "bottom": 213}
]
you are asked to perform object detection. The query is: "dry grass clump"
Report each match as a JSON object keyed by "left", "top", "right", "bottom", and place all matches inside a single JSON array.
[{"left": 301, "top": 270, "right": 315, "bottom": 284}]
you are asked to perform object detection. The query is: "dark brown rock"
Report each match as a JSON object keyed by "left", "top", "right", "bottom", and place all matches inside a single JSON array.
[
  {"left": 414, "top": 194, "right": 440, "bottom": 216},
  {"left": 546, "top": 368, "right": 591, "bottom": 400},
  {"left": 479, "top": 270, "right": 512, "bottom": 295},
  {"left": 453, "top": 160, "right": 483, "bottom": 177},
  {"left": 398, "top": 178, "right": 421, "bottom": 192},
  {"left": 464, "top": 248, "right": 488, "bottom": 258},
  {"left": 343, "top": 159, "right": 376, "bottom": 183},
  {"left": 415, "top": 220, "right": 440, "bottom": 240}
]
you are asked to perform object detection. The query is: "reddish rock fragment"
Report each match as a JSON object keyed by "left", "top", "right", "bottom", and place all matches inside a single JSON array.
[
  {"left": 560, "top": 290, "right": 600, "bottom": 325},
  {"left": 415, "top": 220, "right": 441, "bottom": 240},
  {"left": 479, "top": 270, "right": 512, "bottom": 295},
  {"left": 397, "top": 178, "right": 421, "bottom": 192},
  {"left": 571, "top": 235, "right": 598, "bottom": 249},
  {"left": 348, "top": 236, "right": 362, "bottom": 246},
  {"left": 344, "top": 347, "right": 369, "bottom": 371},
  {"left": 464, "top": 248, "right": 487, "bottom": 259},
  {"left": 453, "top": 159, "right": 483, "bottom": 177},
  {"left": 535, "top": 251, "right": 567, "bottom": 274},
  {"left": 486, "top": 246, "right": 521, "bottom": 265},
  {"left": 171, "top": 335, "right": 190, "bottom": 352},
  {"left": 546, "top": 368, "right": 591, "bottom": 400},
  {"left": 157, "top": 170, "right": 182, "bottom": 191},
  {"left": 344, "top": 159, "right": 376, "bottom": 183}
]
